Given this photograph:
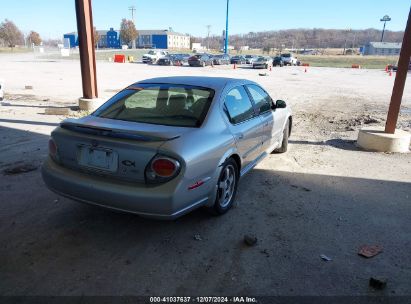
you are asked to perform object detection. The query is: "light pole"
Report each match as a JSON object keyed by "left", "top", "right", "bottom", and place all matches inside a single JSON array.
[
  {"left": 380, "top": 15, "right": 391, "bottom": 42},
  {"left": 206, "top": 25, "right": 211, "bottom": 51},
  {"left": 224, "top": 0, "right": 229, "bottom": 54},
  {"left": 343, "top": 28, "right": 351, "bottom": 55}
]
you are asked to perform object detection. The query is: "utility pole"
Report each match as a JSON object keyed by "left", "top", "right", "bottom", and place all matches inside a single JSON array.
[
  {"left": 224, "top": 0, "right": 229, "bottom": 54},
  {"left": 380, "top": 15, "right": 391, "bottom": 42},
  {"left": 129, "top": 6, "right": 136, "bottom": 23},
  {"left": 206, "top": 25, "right": 211, "bottom": 51},
  {"left": 129, "top": 5, "right": 136, "bottom": 49},
  {"left": 343, "top": 28, "right": 351, "bottom": 55}
]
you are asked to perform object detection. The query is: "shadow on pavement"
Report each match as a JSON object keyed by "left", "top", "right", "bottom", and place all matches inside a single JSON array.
[{"left": 0, "top": 125, "right": 410, "bottom": 296}]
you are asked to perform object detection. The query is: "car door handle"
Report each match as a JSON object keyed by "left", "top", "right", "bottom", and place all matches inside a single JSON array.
[
  {"left": 236, "top": 133, "right": 244, "bottom": 140},
  {"left": 264, "top": 122, "right": 269, "bottom": 127}
]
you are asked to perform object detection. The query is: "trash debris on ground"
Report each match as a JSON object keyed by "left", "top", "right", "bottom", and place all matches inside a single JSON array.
[
  {"left": 193, "top": 234, "right": 202, "bottom": 241},
  {"left": 3, "top": 164, "right": 38, "bottom": 175},
  {"left": 339, "top": 115, "right": 380, "bottom": 128},
  {"left": 320, "top": 254, "right": 332, "bottom": 261},
  {"left": 244, "top": 234, "right": 257, "bottom": 246},
  {"left": 369, "top": 277, "right": 387, "bottom": 290},
  {"left": 358, "top": 245, "right": 383, "bottom": 258}
]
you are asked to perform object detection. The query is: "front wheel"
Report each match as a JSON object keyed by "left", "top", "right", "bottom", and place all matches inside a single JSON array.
[
  {"left": 273, "top": 120, "right": 289, "bottom": 153},
  {"left": 208, "top": 158, "right": 239, "bottom": 215}
]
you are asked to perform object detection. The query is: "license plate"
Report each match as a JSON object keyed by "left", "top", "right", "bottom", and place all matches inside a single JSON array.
[{"left": 78, "top": 146, "right": 118, "bottom": 172}]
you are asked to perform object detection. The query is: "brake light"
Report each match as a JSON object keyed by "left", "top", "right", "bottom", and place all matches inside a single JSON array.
[
  {"left": 48, "top": 139, "right": 57, "bottom": 157},
  {"left": 152, "top": 159, "right": 176, "bottom": 177},
  {"left": 145, "top": 155, "right": 181, "bottom": 183}
]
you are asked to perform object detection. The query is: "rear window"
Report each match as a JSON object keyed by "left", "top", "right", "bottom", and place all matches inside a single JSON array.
[
  {"left": 281, "top": 54, "right": 291, "bottom": 58},
  {"left": 93, "top": 84, "right": 215, "bottom": 128}
]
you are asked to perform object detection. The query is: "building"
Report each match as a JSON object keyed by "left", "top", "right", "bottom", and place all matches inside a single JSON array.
[
  {"left": 137, "top": 30, "right": 190, "bottom": 49},
  {"left": 63, "top": 32, "right": 78, "bottom": 48},
  {"left": 63, "top": 28, "right": 189, "bottom": 49},
  {"left": 191, "top": 43, "right": 206, "bottom": 52},
  {"left": 362, "top": 42, "right": 402, "bottom": 56}
]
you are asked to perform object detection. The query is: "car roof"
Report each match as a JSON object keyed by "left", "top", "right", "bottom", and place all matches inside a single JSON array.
[{"left": 136, "top": 76, "right": 253, "bottom": 91}]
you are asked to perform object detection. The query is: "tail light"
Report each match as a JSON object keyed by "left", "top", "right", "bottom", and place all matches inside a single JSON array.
[
  {"left": 48, "top": 138, "right": 59, "bottom": 161},
  {"left": 145, "top": 155, "right": 181, "bottom": 184}
]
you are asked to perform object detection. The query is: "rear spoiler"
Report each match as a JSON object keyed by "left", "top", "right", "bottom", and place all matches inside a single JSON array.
[{"left": 60, "top": 121, "right": 180, "bottom": 142}]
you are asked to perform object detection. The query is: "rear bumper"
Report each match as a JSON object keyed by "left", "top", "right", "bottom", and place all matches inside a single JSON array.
[{"left": 42, "top": 158, "right": 208, "bottom": 220}]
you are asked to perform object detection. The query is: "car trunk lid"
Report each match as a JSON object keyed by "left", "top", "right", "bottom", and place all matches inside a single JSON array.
[{"left": 53, "top": 116, "right": 188, "bottom": 183}]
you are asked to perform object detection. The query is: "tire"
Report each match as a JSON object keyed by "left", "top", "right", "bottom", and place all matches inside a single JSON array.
[
  {"left": 274, "top": 120, "right": 289, "bottom": 153},
  {"left": 208, "top": 158, "right": 239, "bottom": 215}
]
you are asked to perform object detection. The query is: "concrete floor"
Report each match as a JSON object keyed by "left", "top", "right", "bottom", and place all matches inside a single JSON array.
[
  {"left": 0, "top": 55, "right": 410, "bottom": 296},
  {"left": 1, "top": 114, "right": 410, "bottom": 296}
]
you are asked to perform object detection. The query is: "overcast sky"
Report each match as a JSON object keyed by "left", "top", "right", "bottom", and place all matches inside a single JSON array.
[{"left": 1, "top": 0, "right": 409, "bottom": 39}]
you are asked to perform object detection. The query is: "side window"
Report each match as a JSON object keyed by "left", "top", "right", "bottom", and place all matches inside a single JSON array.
[
  {"left": 224, "top": 86, "right": 255, "bottom": 124},
  {"left": 246, "top": 85, "right": 272, "bottom": 114}
]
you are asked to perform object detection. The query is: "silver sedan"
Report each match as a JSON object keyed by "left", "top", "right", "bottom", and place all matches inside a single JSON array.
[{"left": 42, "top": 77, "right": 292, "bottom": 219}]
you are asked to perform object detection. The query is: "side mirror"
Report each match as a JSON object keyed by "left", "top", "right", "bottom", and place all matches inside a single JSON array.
[{"left": 275, "top": 100, "right": 287, "bottom": 109}]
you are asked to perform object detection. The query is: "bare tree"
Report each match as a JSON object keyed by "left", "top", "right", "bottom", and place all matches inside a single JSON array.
[
  {"left": 193, "top": 28, "right": 404, "bottom": 51},
  {"left": 119, "top": 19, "right": 138, "bottom": 47},
  {"left": 27, "top": 31, "right": 42, "bottom": 46},
  {"left": 0, "top": 19, "right": 24, "bottom": 49}
]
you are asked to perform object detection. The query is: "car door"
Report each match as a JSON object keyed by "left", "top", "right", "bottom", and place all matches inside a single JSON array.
[
  {"left": 245, "top": 84, "right": 286, "bottom": 151},
  {"left": 223, "top": 86, "right": 263, "bottom": 171}
]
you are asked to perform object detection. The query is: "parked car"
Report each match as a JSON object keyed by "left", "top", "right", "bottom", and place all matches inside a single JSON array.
[
  {"left": 281, "top": 53, "right": 298, "bottom": 66},
  {"left": 188, "top": 54, "right": 213, "bottom": 67},
  {"left": 252, "top": 56, "right": 273, "bottom": 69},
  {"left": 392, "top": 59, "right": 411, "bottom": 71},
  {"left": 157, "top": 54, "right": 190, "bottom": 66},
  {"left": 272, "top": 56, "right": 284, "bottom": 67},
  {"left": 245, "top": 55, "right": 257, "bottom": 64},
  {"left": 212, "top": 54, "right": 230, "bottom": 65},
  {"left": 230, "top": 56, "right": 247, "bottom": 64},
  {"left": 0, "top": 81, "right": 3, "bottom": 101},
  {"left": 42, "top": 76, "right": 292, "bottom": 219},
  {"left": 142, "top": 50, "right": 169, "bottom": 64}
]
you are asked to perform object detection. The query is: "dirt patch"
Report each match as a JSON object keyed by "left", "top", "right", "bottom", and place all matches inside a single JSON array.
[{"left": 3, "top": 163, "right": 38, "bottom": 175}]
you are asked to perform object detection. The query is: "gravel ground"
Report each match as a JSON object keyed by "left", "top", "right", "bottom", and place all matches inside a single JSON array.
[{"left": 0, "top": 52, "right": 410, "bottom": 296}]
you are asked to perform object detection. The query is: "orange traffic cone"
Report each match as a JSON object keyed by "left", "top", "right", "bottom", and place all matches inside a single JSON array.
[
  {"left": 389, "top": 70, "right": 392, "bottom": 76},
  {"left": 385, "top": 65, "right": 389, "bottom": 72}
]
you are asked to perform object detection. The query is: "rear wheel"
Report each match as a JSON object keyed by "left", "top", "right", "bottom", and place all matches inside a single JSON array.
[
  {"left": 274, "top": 120, "right": 289, "bottom": 153},
  {"left": 208, "top": 158, "right": 239, "bottom": 215}
]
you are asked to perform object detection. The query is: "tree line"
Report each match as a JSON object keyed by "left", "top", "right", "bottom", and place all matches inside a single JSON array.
[
  {"left": 0, "top": 19, "right": 43, "bottom": 48},
  {"left": 0, "top": 18, "right": 139, "bottom": 49},
  {"left": 1, "top": 18, "right": 404, "bottom": 51},
  {"left": 194, "top": 28, "right": 404, "bottom": 51}
]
